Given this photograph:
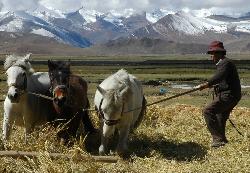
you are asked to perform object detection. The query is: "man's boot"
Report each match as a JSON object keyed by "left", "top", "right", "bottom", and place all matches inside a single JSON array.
[{"left": 211, "top": 135, "right": 227, "bottom": 148}]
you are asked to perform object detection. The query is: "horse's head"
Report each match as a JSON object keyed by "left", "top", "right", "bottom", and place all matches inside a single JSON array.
[
  {"left": 4, "top": 53, "right": 34, "bottom": 103},
  {"left": 97, "top": 82, "right": 131, "bottom": 126},
  {"left": 48, "top": 60, "right": 71, "bottom": 108}
]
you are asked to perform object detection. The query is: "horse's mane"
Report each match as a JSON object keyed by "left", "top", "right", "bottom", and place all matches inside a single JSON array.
[
  {"left": 108, "top": 69, "right": 131, "bottom": 104},
  {"left": 4, "top": 54, "right": 35, "bottom": 74},
  {"left": 113, "top": 69, "right": 130, "bottom": 85},
  {"left": 48, "top": 60, "right": 72, "bottom": 75}
]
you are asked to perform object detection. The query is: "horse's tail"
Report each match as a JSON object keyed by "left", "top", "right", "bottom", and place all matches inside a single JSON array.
[{"left": 133, "top": 95, "right": 147, "bottom": 129}]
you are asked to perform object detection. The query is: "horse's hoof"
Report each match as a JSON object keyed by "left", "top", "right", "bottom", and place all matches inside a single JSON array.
[
  {"left": 90, "top": 128, "right": 99, "bottom": 135},
  {"left": 0, "top": 141, "right": 9, "bottom": 150},
  {"left": 60, "top": 138, "right": 66, "bottom": 145},
  {"left": 117, "top": 147, "right": 130, "bottom": 158},
  {"left": 99, "top": 151, "right": 105, "bottom": 155},
  {"left": 117, "top": 150, "right": 130, "bottom": 159},
  {"left": 0, "top": 142, "right": 5, "bottom": 150},
  {"left": 99, "top": 146, "right": 106, "bottom": 155}
]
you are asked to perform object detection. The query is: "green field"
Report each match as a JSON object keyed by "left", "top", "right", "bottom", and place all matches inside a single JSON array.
[
  {"left": 1, "top": 52, "right": 250, "bottom": 61},
  {"left": 0, "top": 55, "right": 249, "bottom": 172},
  {"left": 16, "top": 60, "right": 249, "bottom": 107}
]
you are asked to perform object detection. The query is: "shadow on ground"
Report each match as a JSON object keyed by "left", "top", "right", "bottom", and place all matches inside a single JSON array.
[
  {"left": 129, "top": 134, "right": 207, "bottom": 161},
  {"left": 85, "top": 131, "right": 207, "bottom": 161}
]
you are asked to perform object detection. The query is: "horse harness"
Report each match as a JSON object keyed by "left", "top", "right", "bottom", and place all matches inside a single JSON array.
[
  {"left": 50, "top": 72, "right": 72, "bottom": 106},
  {"left": 98, "top": 98, "right": 125, "bottom": 126},
  {"left": 8, "top": 65, "right": 28, "bottom": 93}
]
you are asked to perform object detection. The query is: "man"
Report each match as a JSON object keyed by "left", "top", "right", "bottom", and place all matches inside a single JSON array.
[{"left": 197, "top": 41, "right": 241, "bottom": 148}]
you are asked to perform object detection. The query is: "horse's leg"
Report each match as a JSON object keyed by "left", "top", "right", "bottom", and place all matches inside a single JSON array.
[
  {"left": 23, "top": 112, "right": 35, "bottom": 143},
  {"left": 117, "top": 124, "right": 130, "bottom": 156},
  {"left": 57, "top": 129, "right": 70, "bottom": 145},
  {"left": 82, "top": 109, "right": 96, "bottom": 133},
  {"left": 22, "top": 104, "right": 36, "bottom": 144},
  {"left": 2, "top": 111, "right": 14, "bottom": 142},
  {"left": 2, "top": 100, "right": 15, "bottom": 142},
  {"left": 24, "top": 124, "right": 34, "bottom": 144},
  {"left": 99, "top": 123, "right": 115, "bottom": 155},
  {"left": 133, "top": 96, "right": 146, "bottom": 129},
  {"left": 68, "top": 112, "right": 81, "bottom": 138},
  {"left": 58, "top": 111, "right": 81, "bottom": 145},
  {"left": 58, "top": 122, "right": 75, "bottom": 145}
]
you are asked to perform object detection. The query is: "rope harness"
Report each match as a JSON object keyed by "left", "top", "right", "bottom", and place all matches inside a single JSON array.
[
  {"left": 2, "top": 82, "right": 246, "bottom": 138},
  {"left": 97, "top": 98, "right": 124, "bottom": 126},
  {"left": 27, "top": 92, "right": 54, "bottom": 101},
  {"left": 2, "top": 65, "right": 28, "bottom": 101}
]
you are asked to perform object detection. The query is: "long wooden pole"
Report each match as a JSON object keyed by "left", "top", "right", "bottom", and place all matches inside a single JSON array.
[
  {"left": 146, "top": 87, "right": 200, "bottom": 106},
  {"left": 125, "top": 87, "right": 200, "bottom": 113},
  {"left": 0, "top": 150, "right": 119, "bottom": 163}
]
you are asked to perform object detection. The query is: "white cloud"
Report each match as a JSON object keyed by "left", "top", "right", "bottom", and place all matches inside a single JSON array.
[
  {"left": 0, "top": 0, "right": 40, "bottom": 11},
  {"left": 0, "top": 0, "right": 249, "bottom": 16},
  {"left": 83, "top": 0, "right": 250, "bottom": 14},
  {"left": 40, "top": 0, "right": 84, "bottom": 12}
]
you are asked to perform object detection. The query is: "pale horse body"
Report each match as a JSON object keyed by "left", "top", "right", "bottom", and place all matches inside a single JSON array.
[
  {"left": 3, "top": 54, "right": 55, "bottom": 143},
  {"left": 94, "top": 69, "right": 146, "bottom": 155}
]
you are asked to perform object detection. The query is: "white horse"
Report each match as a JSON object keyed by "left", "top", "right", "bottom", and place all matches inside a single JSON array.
[
  {"left": 94, "top": 69, "right": 146, "bottom": 155},
  {"left": 2, "top": 54, "right": 55, "bottom": 144}
]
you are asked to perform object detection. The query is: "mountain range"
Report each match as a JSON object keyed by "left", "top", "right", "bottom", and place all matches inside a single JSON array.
[{"left": 0, "top": 5, "right": 250, "bottom": 55}]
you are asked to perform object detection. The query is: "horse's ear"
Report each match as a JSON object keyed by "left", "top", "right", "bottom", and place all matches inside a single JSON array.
[
  {"left": 48, "top": 60, "right": 55, "bottom": 70},
  {"left": 97, "top": 86, "right": 106, "bottom": 96},
  {"left": 119, "top": 77, "right": 131, "bottom": 95},
  {"left": 119, "top": 85, "right": 129, "bottom": 98},
  {"left": 23, "top": 53, "right": 32, "bottom": 62},
  {"left": 65, "top": 60, "right": 71, "bottom": 69}
]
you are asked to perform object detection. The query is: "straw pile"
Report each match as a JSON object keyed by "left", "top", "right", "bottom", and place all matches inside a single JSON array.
[{"left": 0, "top": 97, "right": 249, "bottom": 172}]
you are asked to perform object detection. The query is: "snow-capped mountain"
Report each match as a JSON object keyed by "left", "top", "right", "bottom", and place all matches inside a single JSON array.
[
  {"left": 131, "top": 10, "right": 250, "bottom": 43},
  {"left": 146, "top": 9, "right": 175, "bottom": 23},
  {"left": 0, "top": 5, "right": 250, "bottom": 49},
  {"left": 0, "top": 6, "right": 92, "bottom": 47},
  {"left": 159, "top": 11, "right": 228, "bottom": 34}
]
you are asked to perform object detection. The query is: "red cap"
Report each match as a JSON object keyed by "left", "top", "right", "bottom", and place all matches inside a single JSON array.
[{"left": 207, "top": 41, "right": 226, "bottom": 54}]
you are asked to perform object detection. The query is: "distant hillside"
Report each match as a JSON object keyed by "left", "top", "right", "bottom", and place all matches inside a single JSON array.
[
  {"left": 0, "top": 31, "right": 89, "bottom": 56},
  {"left": 0, "top": 32, "right": 249, "bottom": 56},
  {"left": 85, "top": 37, "right": 209, "bottom": 55},
  {"left": 0, "top": 31, "right": 208, "bottom": 56}
]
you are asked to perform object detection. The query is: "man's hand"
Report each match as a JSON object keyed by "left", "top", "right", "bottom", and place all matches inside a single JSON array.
[{"left": 194, "top": 82, "right": 209, "bottom": 91}]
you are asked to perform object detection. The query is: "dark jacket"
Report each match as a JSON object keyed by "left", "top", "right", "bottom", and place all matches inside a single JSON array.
[{"left": 207, "top": 57, "right": 241, "bottom": 100}]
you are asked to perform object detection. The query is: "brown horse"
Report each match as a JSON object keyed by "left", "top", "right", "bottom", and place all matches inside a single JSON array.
[{"left": 48, "top": 60, "right": 96, "bottom": 143}]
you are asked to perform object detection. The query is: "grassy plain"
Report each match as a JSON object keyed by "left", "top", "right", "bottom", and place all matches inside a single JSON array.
[{"left": 0, "top": 55, "right": 249, "bottom": 172}]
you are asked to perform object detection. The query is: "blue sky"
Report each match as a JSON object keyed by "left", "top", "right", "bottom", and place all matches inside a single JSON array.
[{"left": 0, "top": 0, "right": 249, "bottom": 16}]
